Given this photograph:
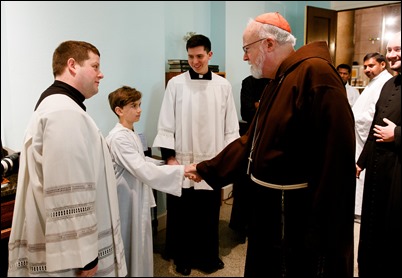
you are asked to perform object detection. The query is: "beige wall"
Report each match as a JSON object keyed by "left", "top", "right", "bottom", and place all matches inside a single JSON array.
[
  {"left": 354, "top": 6, "right": 386, "bottom": 64},
  {"left": 336, "top": 10, "right": 355, "bottom": 66},
  {"left": 337, "top": 3, "right": 401, "bottom": 66},
  {"left": 336, "top": 3, "right": 400, "bottom": 86}
]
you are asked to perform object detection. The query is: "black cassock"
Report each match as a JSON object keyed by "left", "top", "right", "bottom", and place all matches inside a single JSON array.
[{"left": 357, "top": 74, "right": 401, "bottom": 278}]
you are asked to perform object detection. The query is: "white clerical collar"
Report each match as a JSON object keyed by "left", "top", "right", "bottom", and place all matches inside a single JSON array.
[{"left": 189, "top": 68, "right": 212, "bottom": 80}]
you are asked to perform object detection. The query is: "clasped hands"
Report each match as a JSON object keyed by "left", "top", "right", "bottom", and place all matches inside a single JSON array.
[
  {"left": 166, "top": 157, "right": 202, "bottom": 182},
  {"left": 184, "top": 163, "right": 202, "bottom": 182}
]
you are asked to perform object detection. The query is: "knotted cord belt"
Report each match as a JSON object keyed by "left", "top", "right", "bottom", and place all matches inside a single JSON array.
[{"left": 251, "top": 174, "right": 308, "bottom": 190}]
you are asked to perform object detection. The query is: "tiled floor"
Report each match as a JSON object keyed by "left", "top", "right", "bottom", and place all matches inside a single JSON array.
[
  {"left": 153, "top": 198, "right": 360, "bottom": 277},
  {"left": 153, "top": 198, "right": 247, "bottom": 277}
]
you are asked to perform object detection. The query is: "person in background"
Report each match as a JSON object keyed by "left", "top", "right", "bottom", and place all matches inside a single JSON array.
[
  {"left": 229, "top": 75, "right": 270, "bottom": 242},
  {"left": 7, "top": 40, "right": 127, "bottom": 277},
  {"left": 152, "top": 34, "right": 239, "bottom": 276},
  {"left": 240, "top": 75, "right": 271, "bottom": 128},
  {"left": 356, "top": 31, "right": 401, "bottom": 278},
  {"left": 192, "top": 12, "right": 356, "bottom": 277},
  {"left": 337, "top": 63, "right": 361, "bottom": 107},
  {"left": 105, "top": 85, "right": 200, "bottom": 277},
  {"left": 352, "top": 52, "right": 393, "bottom": 222}
]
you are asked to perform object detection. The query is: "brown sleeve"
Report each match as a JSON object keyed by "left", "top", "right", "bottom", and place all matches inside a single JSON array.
[{"left": 196, "top": 134, "right": 251, "bottom": 188}]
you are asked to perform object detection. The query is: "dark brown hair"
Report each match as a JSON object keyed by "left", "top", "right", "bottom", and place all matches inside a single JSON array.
[
  {"left": 52, "top": 40, "right": 100, "bottom": 77},
  {"left": 186, "top": 34, "right": 211, "bottom": 53},
  {"left": 108, "top": 86, "right": 142, "bottom": 117},
  {"left": 336, "top": 63, "right": 352, "bottom": 74}
]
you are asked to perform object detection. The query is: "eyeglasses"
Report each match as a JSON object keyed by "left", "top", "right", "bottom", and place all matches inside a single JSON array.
[{"left": 242, "top": 38, "right": 266, "bottom": 54}]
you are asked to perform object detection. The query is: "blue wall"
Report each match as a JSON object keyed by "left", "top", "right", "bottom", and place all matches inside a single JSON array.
[{"left": 4, "top": 1, "right": 387, "bottom": 216}]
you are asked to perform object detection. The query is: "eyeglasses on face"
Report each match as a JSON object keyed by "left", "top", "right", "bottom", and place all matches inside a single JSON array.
[{"left": 242, "top": 38, "right": 266, "bottom": 54}]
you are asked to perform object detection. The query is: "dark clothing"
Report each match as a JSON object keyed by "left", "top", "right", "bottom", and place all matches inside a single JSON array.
[
  {"left": 34, "top": 80, "right": 86, "bottom": 111},
  {"left": 230, "top": 76, "right": 270, "bottom": 237},
  {"left": 197, "top": 41, "right": 356, "bottom": 277},
  {"left": 228, "top": 172, "right": 250, "bottom": 238},
  {"left": 357, "top": 74, "right": 401, "bottom": 278},
  {"left": 164, "top": 187, "right": 221, "bottom": 268},
  {"left": 162, "top": 147, "right": 221, "bottom": 269},
  {"left": 240, "top": 75, "right": 270, "bottom": 125},
  {"left": 188, "top": 67, "right": 212, "bottom": 80}
]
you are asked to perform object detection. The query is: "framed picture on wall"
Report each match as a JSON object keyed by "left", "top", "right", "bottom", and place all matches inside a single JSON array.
[{"left": 352, "top": 65, "right": 359, "bottom": 79}]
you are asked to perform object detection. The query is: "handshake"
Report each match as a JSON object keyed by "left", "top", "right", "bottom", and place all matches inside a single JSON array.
[
  {"left": 165, "top": 157, "right": 202, "bottom": 182},
  {"left": 184, "top": 163, "right": 202, "bottom": 182}
]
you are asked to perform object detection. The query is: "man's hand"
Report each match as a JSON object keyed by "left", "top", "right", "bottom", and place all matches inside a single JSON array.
[
  {"left": 373, "top": 118, "right": 396, "bottom": 142},
  {"left": 356, "top": 164, "right": 362, "bottom": 179},
  {"left": 184, "top": 163, "right": 202, "bottom": 182}
]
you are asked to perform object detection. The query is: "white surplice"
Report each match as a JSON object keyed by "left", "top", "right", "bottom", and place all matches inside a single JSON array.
[
  {"left": 345, "top": 82, "right": 360, "bottom": 107},
  {"left": 8, "top": 95, "right": 127, "bottom": 277},
  {"left": 352, "top": 69, "right": 393, "bottom": 215},
  {"left": 106, "top": 123, "right": 186, "bottom": 277},
  {"left": 152, "top": 71, "right": 240, "bottom": 190}
]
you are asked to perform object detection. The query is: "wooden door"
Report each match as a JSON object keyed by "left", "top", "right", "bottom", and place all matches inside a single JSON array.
[{"left": 306, "top": 6, "right": 337, "bottom": 64}]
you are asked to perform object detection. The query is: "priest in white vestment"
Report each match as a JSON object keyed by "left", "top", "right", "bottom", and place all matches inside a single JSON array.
[
  {"left": 152, "top": 34, "right": 239, "bottom": 275},
  {"left": 7, "top": 41, "right": 127, "bottom": 277},
  {"left": 153, "top": 71, "right": 240, "bottom": 190}
]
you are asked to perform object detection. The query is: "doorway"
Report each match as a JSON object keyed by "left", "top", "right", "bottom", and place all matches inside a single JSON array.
[
  {"left": 306, "top": 3, "right": 401, "bottom": 68},
  {"left": 352, "top": 4, "right": 401, "bottom": 64},
  {"left": 305, "top": 6, "right": 337, "bottom": 63}
]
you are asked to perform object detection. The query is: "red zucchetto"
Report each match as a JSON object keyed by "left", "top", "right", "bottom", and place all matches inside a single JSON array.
[{"left": 255, "top": 12, "right": 292, "bottom": 33}]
